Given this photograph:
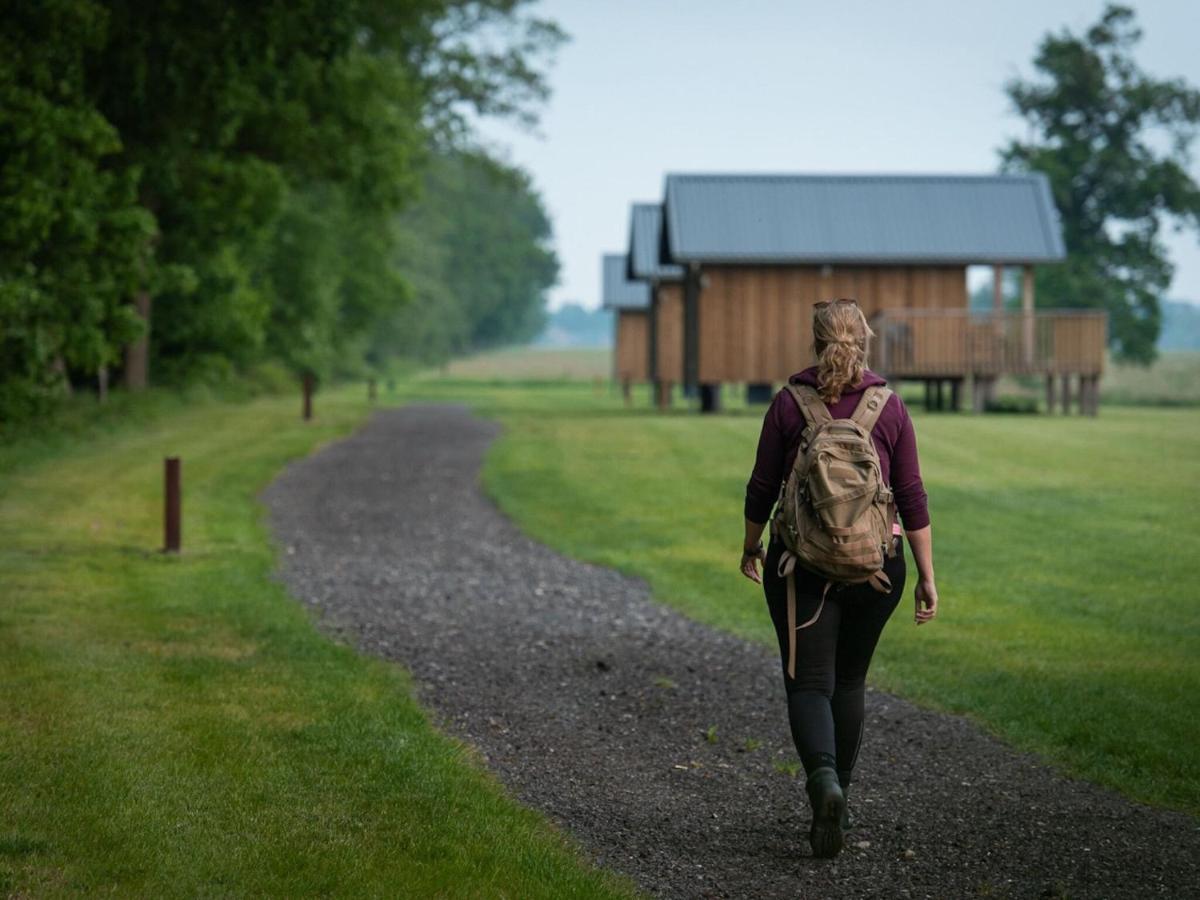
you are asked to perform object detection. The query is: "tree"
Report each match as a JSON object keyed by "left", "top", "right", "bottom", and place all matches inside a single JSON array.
[
  {"left": 378, "top": 150, "right": 557, "bottom": 364},
  {"left": 0, "top": 0, "right": 153, "bottom": 417},
  {"left": 1001, "top": 4, "right": 1200, "bottom": 362}
]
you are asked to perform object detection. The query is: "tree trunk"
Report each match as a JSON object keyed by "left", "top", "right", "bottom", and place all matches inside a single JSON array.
[{"left": 124, "top": 289, "right": 152, "bottom": 390}]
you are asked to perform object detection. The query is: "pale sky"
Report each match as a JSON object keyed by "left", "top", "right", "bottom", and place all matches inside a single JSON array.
[{"left": 477, "top": 0, "right": 1200, "bottom": 310}]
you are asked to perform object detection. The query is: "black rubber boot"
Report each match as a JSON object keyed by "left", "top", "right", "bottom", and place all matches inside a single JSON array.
[
  {"left": 805, "top": 767, "right": 846, "bottom": 859},
  {"left": 838, "top": 770, "right": 854, "bottom": 832}
]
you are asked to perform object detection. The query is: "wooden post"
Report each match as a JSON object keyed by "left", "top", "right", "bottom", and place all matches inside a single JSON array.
[
  {"left": 950, "top": 379, "right": 961, "bottom": 412},
  {"left": 699, "top": 383, "right": 721, "bottom": 413},
  {"left": 746, "top": 383, "right": 773, "bottom": 405},
  {"left": 303, "top": 373, "right": 315, "bottom": 420},
  {"left": 683, "top": 264, "right": 701, "bottom": 395},
  {"left": 993, "top": 264, "right": 1005, "bottom": 311},
  {"left": 164, "top": 457, "right": 181, "bottom": 553},
  {"left": 656, "top": 380, "right": 671, "bottom": 409},
  {"left": 1060, "top": 374, "right": 1072, "bottom": 415},
  {"left": 935, "top": 379, "right": 945, "bottom": 411},
  {"left": 925, "top": 380, "right": 934, "bottom": 412},
  {"left": 622, "top": 378, "right": 632, "bottom": 406},
  {"left": 1045, "top": 374, "right": 1056, "bottom": 414},
  {"left": 1082, "top": 375, "right": 1097, "bottom": 416},
  {"left": 1022, "top": 266, "right": 1035, "bottom": 368}
]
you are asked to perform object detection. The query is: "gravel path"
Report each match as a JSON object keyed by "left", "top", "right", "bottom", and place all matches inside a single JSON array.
[{"left": 264, "top": 404, "right": 1199, "bottom": 899}]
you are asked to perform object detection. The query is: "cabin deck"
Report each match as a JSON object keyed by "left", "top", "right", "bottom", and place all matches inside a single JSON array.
[{"left": 873, "top": 308, "right": 1107, "bottom": 414}]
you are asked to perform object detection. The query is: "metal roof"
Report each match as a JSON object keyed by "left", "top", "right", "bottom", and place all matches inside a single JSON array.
[
  {"left": 662, "top": 173, "right": 1066, "bottom": 265},
  {"left": 601, "top": 253, "right": 650, "bottom": 309},
  {"left": 627, "top": 203, "right": 683, "bottom": 282}
]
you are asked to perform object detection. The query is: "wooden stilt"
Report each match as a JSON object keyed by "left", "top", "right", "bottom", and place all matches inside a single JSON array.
[
  {"left": 1045, "top": 373, "right": 1056, "bottom": 414},
  {"left": 1060, "top": 374, "right": 1072, "bottom": 415},
  {"left": 950, "top": 379, "right": 962, "bottom": 412}
]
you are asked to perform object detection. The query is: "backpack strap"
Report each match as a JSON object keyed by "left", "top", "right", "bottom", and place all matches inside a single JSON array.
[
  {"left": 849, "top": 386, "right": 894, "bottom": 433},
  {"left": 785, "top": 383, "right": 833, "bottom": 429}
]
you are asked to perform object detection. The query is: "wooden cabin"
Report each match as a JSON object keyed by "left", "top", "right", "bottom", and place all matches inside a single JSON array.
[
  {"left": 657, "top": 173, "right": 1104, "bottom": 414},
  {"left": 628, "top": 203, "right": 684, "bottom": 407},
  {"left": 601, "top": 253, "right": 650, "bottom": 400}
]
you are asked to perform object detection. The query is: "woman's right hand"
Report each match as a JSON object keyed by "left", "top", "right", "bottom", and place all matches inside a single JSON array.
[
  {"left": 914, "top": 578, "right": 938, "bottom": 625},
  {"left": 740, "top": 545, "right": 767, "bottom": 584}
]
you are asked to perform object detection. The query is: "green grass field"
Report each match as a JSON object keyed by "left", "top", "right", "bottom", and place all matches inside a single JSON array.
[
  {"left": 0, "top": 387, "right": 634, "bottom": 897},
  {"left": 399, "top": 365, "right": 1200, "bottom": 816},
  {"left": 3, "top": 351, "right": 1197, "bottom": 895}
]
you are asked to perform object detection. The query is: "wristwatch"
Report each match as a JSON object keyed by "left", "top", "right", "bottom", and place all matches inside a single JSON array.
[{"left": 743, "top": 540, "right": 764, "bottom": 556}]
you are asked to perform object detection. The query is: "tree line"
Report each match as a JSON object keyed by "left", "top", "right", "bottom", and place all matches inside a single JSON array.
[{"left": 0, "top": 0, "right": 563, "bottom": 421}]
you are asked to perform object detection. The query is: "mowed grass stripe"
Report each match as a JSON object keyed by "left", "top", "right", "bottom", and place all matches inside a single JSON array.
[
  {"left": 0, "top": 389, "right": 636, "bottom": 898},
  {"left": 397, "top": 380, "right": 1199, "bottom": 815}
]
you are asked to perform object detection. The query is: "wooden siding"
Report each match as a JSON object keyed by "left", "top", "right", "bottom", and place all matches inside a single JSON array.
[
  {"left": 695, "top": 265, "right": 967, "bottom": 383},
  {"left": 614, "top": 309, "right": 650, "bottom": 382},
  {"left": 874, "top": 309, "right": 1106, "bottom": 376},
  {"left": 652, "top": 283, "right": 684, "bottom": 383}
]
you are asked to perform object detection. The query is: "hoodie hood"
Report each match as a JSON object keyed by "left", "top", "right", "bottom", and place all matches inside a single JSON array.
[{"left": 789, "top": 366, "right": 887, "bottom": 393}]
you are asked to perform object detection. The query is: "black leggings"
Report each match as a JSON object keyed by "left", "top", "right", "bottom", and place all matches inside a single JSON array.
[{"left": 763, "top": 536, "right": 906, "bottom": 784}]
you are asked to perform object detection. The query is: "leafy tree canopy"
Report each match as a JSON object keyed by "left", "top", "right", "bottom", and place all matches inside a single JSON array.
[
  {"left": 0, "top": 0, "right": 565, "bottom": 419},
  {"left": 1001, "top": 3, "right": 1200, "bottom": 363}
]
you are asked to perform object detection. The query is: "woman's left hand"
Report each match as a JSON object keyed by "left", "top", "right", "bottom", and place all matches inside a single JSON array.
[{"left": 740, "top": 545, "right": 767, "bottom": 583}]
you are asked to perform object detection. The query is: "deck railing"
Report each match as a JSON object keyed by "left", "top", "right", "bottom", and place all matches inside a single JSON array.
[{"left": 872, "top": 309, "right": 1107, "bottom": 377}]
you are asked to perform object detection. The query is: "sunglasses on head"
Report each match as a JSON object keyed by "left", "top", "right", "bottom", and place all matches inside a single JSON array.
[{"left": 814, "top": 298, "right": 858, "bottom": 309}]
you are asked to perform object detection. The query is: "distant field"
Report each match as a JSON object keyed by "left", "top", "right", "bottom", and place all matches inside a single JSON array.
[
  {"left": 430, "top": 345, "right": 1200, "bottom": 408},
  {"left": 1100, "top": 350, "right": 1200, "bottom": 405},
  {"left": 429, "top": 346, "right": 612, "bottom": 381},
  {"left": 399, "top": 377, "right": 1200, "bottom": 816}
]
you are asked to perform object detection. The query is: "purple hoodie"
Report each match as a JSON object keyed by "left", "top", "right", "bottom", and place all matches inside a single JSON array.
[{"left": 744, "top": 366, "right": 930, "bottom": 530}]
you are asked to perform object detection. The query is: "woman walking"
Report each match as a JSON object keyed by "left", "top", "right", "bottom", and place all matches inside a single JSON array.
[{"left": 739, "top": 298, "right": 938, "bottom": 859}]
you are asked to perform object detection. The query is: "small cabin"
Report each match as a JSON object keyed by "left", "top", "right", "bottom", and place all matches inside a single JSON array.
[
  {"left": 628, "top": 203, "right": 683, "bottom": 407},
  {"left": 657, "top": 173, "right": 1104, "bottom": 414},
  {"left": 601, "top": 253, "right": 650, "bottom": 398}
]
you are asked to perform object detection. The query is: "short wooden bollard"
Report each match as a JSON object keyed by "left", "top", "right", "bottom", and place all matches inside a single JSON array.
[
  {"left": 302, "top": 373, "right": 315, "bottom": 420},
  {"left": 164, "top": 457, "right": 181, "bottom": 553}
]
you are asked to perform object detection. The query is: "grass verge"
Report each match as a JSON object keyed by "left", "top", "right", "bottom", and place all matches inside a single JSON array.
[
  {"left": 0, "top": 386, "right": 634, "bottom": 897},
  {"left": 398, "top": 377, "right": 1200, "bottom": 816}
]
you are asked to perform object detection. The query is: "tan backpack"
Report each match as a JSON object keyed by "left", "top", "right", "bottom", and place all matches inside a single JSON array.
[{"left": 771, "top": 383, "right": 898, "bottom": 677}]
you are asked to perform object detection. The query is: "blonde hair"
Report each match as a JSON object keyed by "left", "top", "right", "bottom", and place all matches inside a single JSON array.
[{"left": 813, "top": 298, "right": 874, "bottom": 403}]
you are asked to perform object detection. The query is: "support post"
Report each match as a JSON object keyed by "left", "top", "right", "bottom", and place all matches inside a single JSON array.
[
  {"left": 950, "top": 379, "right": 961, "bottom": 412},
  {"left": 1060, "top": 374, "right": 1072, "bottom": 415},
  {"left": 1045, "top": 373, "right": 1056, "bottom": 414},
  {"left": 303, "top": 373, "right": 315, "bottom": 420},
  {"left": 935, "top": 379, "right": 945, "bottom": 411},
  {"left": 164, "top": 457, "right": 181, "bottom": 553},
  {"left": 622, "top": 378, "right": 632, "bottom": 406},
  {"left": 746, "top": 382, "right": 773, "bottom": 405},
  {"left": 993, "top": 264, "right": 1005, "bottom": 311},
  {"left": 699, "top": 383, "right": 721, "bottom": 413},
  {"left": 925, "top": 379, "right": 934, "bottom": 412},
  {"left": 972, "top": 376, "right": 985, "bottom": 414},
  {"left": 1022, "top": 266, "right": 1035, "bottom": 367},
  {"left": 656, "top": 380, "right": 671, "bottom": 409},
  {"left": 683, "top": 264, "right": 701, "bottom": 395}
]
